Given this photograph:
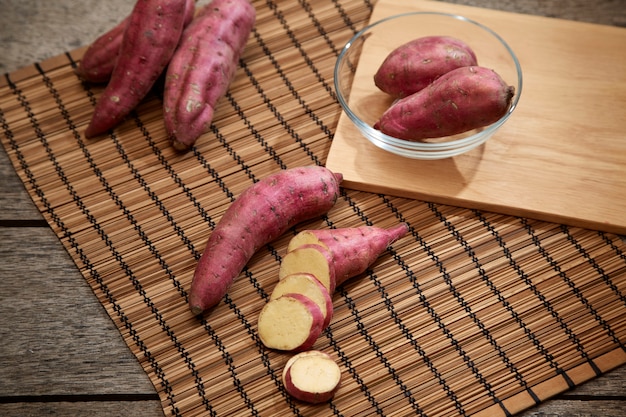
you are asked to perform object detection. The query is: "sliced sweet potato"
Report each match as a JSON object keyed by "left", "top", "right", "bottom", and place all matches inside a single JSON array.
[
  {"left": 257, "top": 293, "right": 324, "bottom": 352},
  {"left": 286, "top": 223, "right": 409, "bottom": 286},
  {"left": 283, "top": 350, "right": 341, "bottom": 404},
  {"left": 271, "top": 273, "right": 333, "bottom": 329},
  {"left": 278, "top": 244, "right": 336, "bottom": 293}
]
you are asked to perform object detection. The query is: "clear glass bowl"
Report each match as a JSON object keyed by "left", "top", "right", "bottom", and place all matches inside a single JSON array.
[{"left": 334, "top": 12, "right": 523, "bottom": 160}]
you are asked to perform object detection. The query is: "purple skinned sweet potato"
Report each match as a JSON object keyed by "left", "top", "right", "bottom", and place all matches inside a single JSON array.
[
  {"left": 374, "top": 36, "right": 478, "bottom": 98},
  {"left": 374, "top": 66, "right": 515, "bottom": 141}
]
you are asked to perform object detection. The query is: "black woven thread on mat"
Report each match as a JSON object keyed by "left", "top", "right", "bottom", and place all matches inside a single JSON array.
[
  {"left": 383, "top": 197, "right": 607, "bottom": 409},
  {"left": 525, "top": 221, "right": 626, "bottom": 354},
  {"left": 388, "top": 207, "right": 510, "bottom": 415},
  {"left": 326, "top": 196, "right": 469, "bottom": 415},
  {"left": 564, "top": 226, "right": 626, "bottom": 313},
  {"left": 266, "top": 0, "right": 338, "bottom": 101},
  {"left": 539, "top": 224, "right": 623, "bottom": 364}
]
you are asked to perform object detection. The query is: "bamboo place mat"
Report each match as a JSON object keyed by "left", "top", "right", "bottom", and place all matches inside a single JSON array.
[{"left": 1, "top": 1, "right": 625, "bottom": 416}]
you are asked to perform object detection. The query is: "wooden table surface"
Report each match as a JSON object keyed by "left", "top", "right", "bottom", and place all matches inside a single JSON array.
[{"left": 1, "top": 1, "right": 624, "bottom": 416}]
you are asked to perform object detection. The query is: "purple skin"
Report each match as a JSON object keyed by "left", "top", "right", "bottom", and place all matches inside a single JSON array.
[
  {"left": 374, "top": 36, "right": 478, "bottom": 98},
  {"left": 84, "top": 0, "right": 189, "bottom": 138},
  {"left": 293, "top": 223, "right": 409, "bottom": 286},
  {"left": 163, "top": 0, "right": 256, "bottom": 150},
  {"left": 374, "top": 66, "right": 515, "bottom": 141},
  {"left": 188, "top": 166, "right": 343, "bottom": 316}
]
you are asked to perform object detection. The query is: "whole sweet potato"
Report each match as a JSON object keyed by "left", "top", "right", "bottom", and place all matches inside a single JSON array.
[
  {"left": 188, "top": 166, "right": 343, "bottom": 316},
  {"left": 75, "top": 17, "right": 129, "bottom": 84},
  {"left": 84, "top": 0, "right": 189, "bottom": 138},
  {"left": 163, "top": 0, "right": 256, "bottom": 150},
  {"left": 282, "top": 350, "right": 342, "bottom": 403},
  {"left": 374, "top": 36, "right": 478, "bottom": 98},
  {"left": 257, "top": 293, "right": 325, "bottom": 352},
  {"left": 374, "top": 66, "right": 515, "bottom": 141},
  {"left": 76, "top": 0, "right": 196, "bottom": 84},
  {"left": 271, "top": 273, "right": 333, "bottom": 329}
]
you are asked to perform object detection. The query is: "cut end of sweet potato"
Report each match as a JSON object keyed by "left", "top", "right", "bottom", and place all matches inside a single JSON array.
[
  {"left": 278, "top": 245, "right": 336, "bottom": 293},
  {"left": 287, "top": 231, "right": 330, "bottom": 253},
  {"left": 283, "top": 350, "right": 341, "bottom": 404},
  {"left": 271, "top": 272, "right": 333, "bottom": 329},
  {"left": 257, "top": 294, "right": 324, "bottom": 352},
  {"left": 285, "top": 223, "right": 410, "bottom": 287}
]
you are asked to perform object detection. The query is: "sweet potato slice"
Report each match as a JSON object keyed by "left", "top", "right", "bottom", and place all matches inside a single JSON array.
[
  {"left": 281, "top": 350, "right": 329, "bottom": 384},
  {"left": 278, "top": 244, "right": 336, "bottom": 293},
  {"left": 257, "top": 293, "right": 324, "bottom": 352},
  {"left": 283, "top": 350, "right": 341, "bottom": 404},
  {"left": 271, "top": 273, "right": 333, "bottom": 329}
]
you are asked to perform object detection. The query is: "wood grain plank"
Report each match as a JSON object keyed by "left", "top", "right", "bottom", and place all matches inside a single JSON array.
[
  {"left": 0, "top": 0, "right": 134, "bottom": 75},
  {"left": 518, "top": 399, "right": 626, "bottom": 417},
  {"left": 561, "top": 365, "right": 626, "bottom": 397},
  {"left": 0, "top": 227, "right": 156, "bottom": 396},
  {"left": 0, "top": 401, "right": 164, "bottom": 417},
  {"left": 445, "top": 0, "right": 626, "bottom": 27},
  {"left": 0, "top": 148, "right": 43, "bottom": 221}
]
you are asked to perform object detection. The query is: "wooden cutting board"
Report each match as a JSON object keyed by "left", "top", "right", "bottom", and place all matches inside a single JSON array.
[{"left": 326, "top": 0, "right": 626, "bottom": 235}]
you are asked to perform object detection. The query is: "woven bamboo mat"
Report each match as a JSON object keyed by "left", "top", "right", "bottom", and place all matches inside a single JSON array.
[{"left": 1, "top": 1, "right": 625, "bottom": 416}]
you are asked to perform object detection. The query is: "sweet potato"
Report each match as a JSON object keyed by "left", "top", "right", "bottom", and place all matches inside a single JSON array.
[
  {"left": 278, "top": 245, "right": 337, "bottom": 294},
  {"left": 257, "top": 293, "right": 325, "bottom": 352},
  {"left": 282, "top": 350, "right": 341, "bottom": 404},
  {"left": 286, "top": 223, "right": 409, "bottom": 287},
  {"left": 188, "top": 166, "right": 343, "bottom": 316},
  {"left": 374, "top": 66, "right": 515, "bottom": 141},
  {"left": 271, "top": 273, "right": 333, "bottom": 329},
  {"left": 75, "top": 17, "right": 129, "bottom": 84},
  {"left": 374, "top": 36, "right": 478, "bottom": 98},
  {"left": 261, "top": 224, "right": 408, "bottom": 353},
  {"left": 84, "top": 0, "right": 189, "bottom": 138},
  {"left": 75, "top": 0, "right": 195, "bottom": 84},
  {"left": 163, "top": 0, "right": 256, "bottom": 150}
]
